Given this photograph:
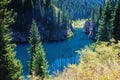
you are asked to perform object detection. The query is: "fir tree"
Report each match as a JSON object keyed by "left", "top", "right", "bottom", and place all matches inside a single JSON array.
[
  {"left": 58, "top": 11, "right": 61, "bottom": 28},
  {"left": 113, "top": 0, "right": 120, "bottom": 43},
  {"left": 0, "top": 0, "right": 23, "bottom": 80},
  {"left": 98, "top": 1, "right": 114, "bottom": 41},
  {"left": 28, "top": 20, "right": 49, "bottom": 79}
]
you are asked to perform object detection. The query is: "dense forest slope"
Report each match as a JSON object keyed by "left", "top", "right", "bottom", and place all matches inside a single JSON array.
[
  {"left": 54, "top": 0, "right": 105, "bottom": 19},
  {"left": 9, "top": 0, "right": 73, "bottom": 43},
  {"left": 9, "top": 0, "right": 105, "bottom": 43}
]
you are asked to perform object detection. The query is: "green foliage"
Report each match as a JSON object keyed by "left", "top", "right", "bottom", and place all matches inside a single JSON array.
[
  {"left": 54, "top": 40, "right": 120, "bottom": 80},
  {"left": 10, "top": 0, "right": 72, "bottom": 33},
  {"left": 28, "top": 20, "right": 49, "bottom": 78},
  {"left": 90, "top": 7, "right": 102, "bottom": 36},
  {"left": 0, "top": 0, "right": 23, "bottom": 80},
  {"left": 57, "top": 11, "right": 62, "bottom": 27},
  {"left": 91, "top": 6, "right": 102, "bottom": 23},
  {"left": 97, "top": 0, "right": 120, "bottom": 42},
  {"left": 113, "top": 0, "right": 120, "bottom": 43},
  {"left": 91, "top": 8, "right": 98, "bottom": 23},
  {"left": 98, "top": 1, "right": 114, "bottom": 41},
  {"left": 54, "top": 0, "right": 104, "bottom": 19}
]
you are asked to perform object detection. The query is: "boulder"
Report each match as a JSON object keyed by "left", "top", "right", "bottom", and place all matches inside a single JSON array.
[
  {"left": 83, "top": 19, "right": 92, "bottom": 34},
  {"left": 83, "top": 20, "right": 99, "bottom": 41},
  {"left": 88, "top": 21, "right": 99, "bottom": 41}
]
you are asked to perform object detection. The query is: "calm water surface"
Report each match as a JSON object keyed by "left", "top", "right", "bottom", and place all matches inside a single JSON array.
[{"left": 15, "top": 28, "right": 93, "bottom": 78}]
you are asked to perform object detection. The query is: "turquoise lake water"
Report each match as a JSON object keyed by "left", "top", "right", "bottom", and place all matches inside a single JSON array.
[{"left": 15, "top": 28, "right": 93, "bottom": 79}]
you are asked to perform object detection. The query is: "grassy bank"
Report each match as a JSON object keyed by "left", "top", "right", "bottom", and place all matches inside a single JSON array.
[{"left": 54, "top": 40, "right": 120, "bottom": 80}]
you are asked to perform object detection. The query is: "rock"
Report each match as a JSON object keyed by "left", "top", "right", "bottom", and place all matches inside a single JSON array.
[
  {"left": 88, "top": 21, "right": 99, "bottom": 41},
  {"left": 83, "top": 20, "right": 99, "bottom": 41},
  {"left": 83, "top": 19, "right": 92, "bottom": 34}
]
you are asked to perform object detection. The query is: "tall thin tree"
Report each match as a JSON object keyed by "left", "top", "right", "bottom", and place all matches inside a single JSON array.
[
  {"left": 113, "top": 0, "right": 120, "bottom": 43},
  {"left": 98, "top": 1, "right": 114, "bottom": 41},
  {"left": 0, "top": 0, "right": 23, "bottom": 80},
  {"left": 28, "top": 20, "right": 49, "bottom": 79}
]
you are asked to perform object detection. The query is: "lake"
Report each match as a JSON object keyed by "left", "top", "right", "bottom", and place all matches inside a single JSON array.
[{"left": 15, "top": 28, "right": 93, "bottom": 79}]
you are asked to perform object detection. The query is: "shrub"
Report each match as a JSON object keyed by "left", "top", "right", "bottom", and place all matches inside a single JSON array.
[{"left": 54, "top": 40, "right": 120, "bottom": 80}]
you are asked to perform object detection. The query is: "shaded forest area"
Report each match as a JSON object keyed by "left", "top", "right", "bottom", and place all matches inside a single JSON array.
[
  {"left": 9, "top": 0, "right": 73, "bottom": 42},
  {"left": 8, "top": 0, "right": 105, "bottom": 43}
]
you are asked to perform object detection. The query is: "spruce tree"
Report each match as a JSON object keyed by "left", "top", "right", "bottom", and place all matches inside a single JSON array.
[
  {"left": 98, "top": 1, "right": 114, "bottom": 41},
  {"left": 113, "top": 0, "right": 120, "bottom": 43},
  {"left": 0, "top": 0, "right": 23, "bottom": 80},
  {"left": 28, "top": 20, "right": 49, "bottom": 78}
]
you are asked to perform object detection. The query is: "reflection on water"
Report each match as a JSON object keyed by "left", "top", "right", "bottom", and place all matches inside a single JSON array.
[{"left": 16, "top": 28, "right": 93, "bottom": 78}]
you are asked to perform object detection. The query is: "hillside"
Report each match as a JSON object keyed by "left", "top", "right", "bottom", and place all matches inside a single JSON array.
[
  {"left": 9, "top": 0, "right": 105, "bottom": 43},
  {"left": 54, "top": 0, "right": 105, "bottom": 19},
  {"left": 9, "top": 0, "right": 73, "bottom": 43}
]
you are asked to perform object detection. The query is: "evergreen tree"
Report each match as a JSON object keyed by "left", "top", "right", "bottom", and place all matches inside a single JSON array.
[
  {"left": 98, "top": 1, "right": 114, "bottom": 41},
  {"left": 113, "top": 0, "right": 120, "bottom": 43},
  {"left": 58, "top": 11, "right": 61, "bottom": 28},
  {"left": 28, "top": 20, "right": 49, "bottom": 78},
  {"left": 0, "top": 0, "right": 23, "bottom": 80}
]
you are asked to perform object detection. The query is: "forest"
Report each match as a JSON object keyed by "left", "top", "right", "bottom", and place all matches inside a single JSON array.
[{"left": 0, "top": 0, "right": 120, "bottom": 80}]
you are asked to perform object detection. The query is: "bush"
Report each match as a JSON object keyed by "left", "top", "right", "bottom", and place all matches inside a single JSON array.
[{"left": 54, "top": 40, "right": 120, "bottom": 80}]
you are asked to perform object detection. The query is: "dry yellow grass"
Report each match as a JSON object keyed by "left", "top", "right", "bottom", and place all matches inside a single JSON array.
[
  {"left": 54, "top": 40, "right": 120, "bottom": 80},
  {"left": 28, "top": 40, "right": 120, "bottom": 80}
]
